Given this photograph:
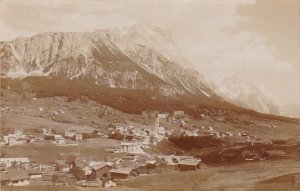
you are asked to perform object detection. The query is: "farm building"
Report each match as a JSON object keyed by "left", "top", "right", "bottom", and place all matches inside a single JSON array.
[
  {"left": 42, "top": 128, "right": 52, "bottom": 136},
  {"left": 0, "top": 171, "right": 9, "bottom": 186},
  {"left": 109, "top": 168, "right": 133, "bottom": 180},
  {"left": 54, "top": 135, "right": 66, "bottom": 144},
  {"left": 90, "top": 163, "right": 113, "bottom": 181},
  {"left": 4, "top": 169, "right": 30, "bottom": 186},
  {"left": 178, "top": 159, "right": 201, "bottom": 171},
  {"left": 64, "top": 127, "right": 76, "bottom": 137},
  {"left": 75, "top": 133, "right": 83, "bottom": 141}
]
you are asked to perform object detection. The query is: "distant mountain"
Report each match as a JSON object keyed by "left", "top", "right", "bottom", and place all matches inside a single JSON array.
[
  {"left": 211, "top": 75, "right": 281, "bottom": 115},
  {"left": 281, "top": 103, "right": 300, "bottom": 118},
  {"left": 0, "top": 24, "right": 212, "bottom": 97},
  {"left": 1, "top": 24, "right": 293, "bottom": 120}
]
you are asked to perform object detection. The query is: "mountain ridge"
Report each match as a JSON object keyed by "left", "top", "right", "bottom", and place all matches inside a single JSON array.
[
  {"left": 1, "top": 24, "right": 296, "bottom": 120},
  {"left": 0, "top": 24, "right": 213, "bottom": 98}
]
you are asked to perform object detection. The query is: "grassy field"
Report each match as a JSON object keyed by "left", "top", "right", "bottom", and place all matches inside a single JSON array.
[
  {"left": 1, "top": 113, "right": 94, "bottom": 134},
  {"left": 251, "top": 172, "right": 300, "bottom": 191},
  {"left": 2, "top": 138, "right": 123, "bottom": 163},
  {"left": 1, "top": 185, "right": 81, "bottom": 191},
  {"left": 117, "top": 160, "right": 300, "bottom": 191}
]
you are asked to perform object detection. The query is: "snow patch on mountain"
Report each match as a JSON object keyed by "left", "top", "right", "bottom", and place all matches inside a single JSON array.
[{"left": 211, "top": 75, "right": 280, "bottom": 115}]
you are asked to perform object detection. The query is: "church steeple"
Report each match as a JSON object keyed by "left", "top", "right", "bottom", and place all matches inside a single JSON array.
[{"left": 155, "top": 118, "right": 160, "bottom": 129}]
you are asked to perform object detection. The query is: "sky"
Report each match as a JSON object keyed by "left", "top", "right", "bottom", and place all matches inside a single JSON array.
[{"left": 0, "top": 0, "right": 299, "bottom": 106}]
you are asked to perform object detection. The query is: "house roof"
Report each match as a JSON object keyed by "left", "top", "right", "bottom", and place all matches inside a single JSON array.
[
  {"left": 0, "top": 172, "right": 8, "bottom": 181},
  {"left": 178, "top": 159, "right": 201, "bottom": 166},
  {"left": 6, "top": 169, "right": 29, "bottom": 181},
  {"left": 266, "top": 150, "right": 287, "bottom": 155},
  {"left": 0, "top": 157, "right": 30, "bottom": 163},
  {"left": 54, "top": 160, "right": 66, "bottom": 165},
  {"left": 109, "top": 168, "right": 132, "bottom": 175},
  {"left": 91, "top": 163, "right": 112, "bottom": 171},
  {"left": 145, "top": 160, "right": 156, "bottom": 165},
  {"left": 82, "top": 166, "right": 92, "bottom": 172}
]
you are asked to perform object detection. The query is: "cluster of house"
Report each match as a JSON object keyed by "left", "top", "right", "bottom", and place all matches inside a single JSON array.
[
  {"left": 43, "top": 127, "right": 83, "bottom": 145},
  {"left": 0, "top": 157, "right": 43, "bottom": 187},
  {"left": 64, "top": 153, "right": 203, "bottom": 187},
  {"left": 156, "top": 111, "right": 186, "bottom": 125},
  {"left": 0, "top": 126, "right": 85, "bottom": 148},
  {"left": 1, "top": 130, "right": 27, "bottom": 147},
  {"left": 0, "top": 152, "right": 204, "bottom": 188},
  {"left": 112, "top": 118, "right": 170, "bottom": 154}
]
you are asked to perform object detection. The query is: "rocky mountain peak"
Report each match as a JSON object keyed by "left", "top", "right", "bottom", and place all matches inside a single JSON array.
[{"left": 0, "top": 25, "right": 213, "bottom": 98}]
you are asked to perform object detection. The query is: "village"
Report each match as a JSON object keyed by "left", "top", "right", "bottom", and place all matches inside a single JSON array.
[
  {"left": 1, "top": 94, "right": 298, "bottom": 191},
  {"left": 1, "top": 104, "right": 288, "bottom": 190}
]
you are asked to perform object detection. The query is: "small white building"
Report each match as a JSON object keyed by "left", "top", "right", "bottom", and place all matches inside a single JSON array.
[
  {"left": 173, "top": 110, "right": 184, "bottom": 116},
  {"left": 154, "top": 118, "right": 166, "bottom": 140},
  {"left": 15, "top": 130, "right": 23, "bottom": 138},
  {"left": 64, "top": 127, "right": 76, "bottom": 137},
  {"left": 42, "top": 128, "right": 52, "bottom": 136},
  {"left": 54, "top": 135, "right": 66, "bottom": 144},
  {"left": 8, "top": 136, "right": 16, "bottom": 146},
  {"left": 142, "top": 136, "right": 151, "bottom": 146},
  {"left": 75, "top": 133, "right": 83, "bottom": 141},
  {"left": 104, "top": 180, "right": 116, "bottom": 187},
  {"left": 116, "top": 126, "right": 127, "bottom": 134},
  {"left": 29, "top": 172, "right": 42, "bottom": 179},
  {"left": 157, "top": 113, "right": 167, "bottom": 119},
  {"left": 117, "top": 142, "right": 145, "bottom": 154}
]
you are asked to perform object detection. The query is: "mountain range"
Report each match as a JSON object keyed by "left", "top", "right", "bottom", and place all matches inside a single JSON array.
[
  {"left": 0, "top": 24, "right": 212, "bottom": 97},
  {"left": 0, "top": 24, "right": 295, "bottom": 118}
]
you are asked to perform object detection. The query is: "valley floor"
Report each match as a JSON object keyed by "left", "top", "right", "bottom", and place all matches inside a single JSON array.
[
  {"left": 116, "top": 159, "right": 300, "bottom": 191},
  {"left": 3, "top": 160, "right": 299, "bottom": 191}
]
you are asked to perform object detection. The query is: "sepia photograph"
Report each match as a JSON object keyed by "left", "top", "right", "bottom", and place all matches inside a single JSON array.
[{"left": 0, "top": 0, "right": 299, "bottom": 190}]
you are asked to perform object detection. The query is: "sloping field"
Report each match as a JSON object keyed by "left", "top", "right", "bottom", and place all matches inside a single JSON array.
[
  {"left": 1, "top": 114, "right": 94, "bottom": 134},
  {"left": 117, "top": 160, "right": 300, "bottom": 191}
]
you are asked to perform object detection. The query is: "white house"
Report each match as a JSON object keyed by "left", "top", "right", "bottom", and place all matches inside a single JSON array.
[
  {"left": 173, "top": 110, "right": 184, "bottom": 116},
  {"left": 142, "top": 136, "right": 151, "bottom": 146},
  {"left": 0, "top": 158, "right": 30, "bottom": 168},
  {"left": 64, "top": 127, "right": 76, "bottom": 137},
  {"left": 104, "top": 179, "right": 116, "bottom": 187},
  {"left": 29, "top": 172, "right": 42, "bottom": 179},
  {"left": 157, "top": 113, "right": 167, "bottom": 119},
  {"left": 15, "top": 130, "right": 23, "bottom": 138},
  {"left": 54, "top": 135, "right": 66, "bottom": 144},
  {"left": 117, "top": 142, "right": 145, "bottom": 154},
  {"left": 75, "top": 133, "right": 83, "bottom": 141},
  {"left": 154, "top": 118, "right": 166, "bottom": 141},
  {"left": 8, "top": 135, "right": 16, "bottom": 146},
  {"left": 42, "top": 128, "right": 52, "bottom": 136}
]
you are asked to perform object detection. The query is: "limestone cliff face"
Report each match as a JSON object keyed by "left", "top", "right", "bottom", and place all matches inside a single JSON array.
[{"left": 0, "top": 24, "right": 214, "bottom": 97}]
